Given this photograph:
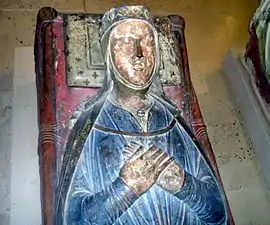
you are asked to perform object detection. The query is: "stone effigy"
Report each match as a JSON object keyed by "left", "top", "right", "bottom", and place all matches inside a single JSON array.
[{"left": 34, "top": 5, "right": 234, "bottom": 225}]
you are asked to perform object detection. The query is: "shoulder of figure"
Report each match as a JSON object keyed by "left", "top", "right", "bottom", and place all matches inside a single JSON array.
[
  {"left": 150, "top": 93, "right": 181, "bottom": 117},
  {"left": 77, "top": 92, "right": 108, "bottom": 124}
]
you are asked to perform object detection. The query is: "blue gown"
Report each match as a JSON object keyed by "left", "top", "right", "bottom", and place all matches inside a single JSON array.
[{"left": 63, "top": 96, "right": 228, "bottom": 225}]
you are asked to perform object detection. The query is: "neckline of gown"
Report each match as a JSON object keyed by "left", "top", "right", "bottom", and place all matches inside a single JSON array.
[
  {"left": 94, "top": 118, "right": 176, "bottom": 136},
  {"left": 94, "top": 96, "right": 175, "bottom": 135}
]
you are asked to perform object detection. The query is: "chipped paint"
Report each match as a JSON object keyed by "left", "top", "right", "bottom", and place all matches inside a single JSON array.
[{"left": 64, "top": 14, "right": 183, "bottom": 88}]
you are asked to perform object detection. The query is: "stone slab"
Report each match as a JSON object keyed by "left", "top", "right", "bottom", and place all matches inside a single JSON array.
[
  {"left": 222, "top": 51, "right": 270, "bottom": 190},
  {"left": 10, "top": 47, "right": 41, "bottom": 225}
]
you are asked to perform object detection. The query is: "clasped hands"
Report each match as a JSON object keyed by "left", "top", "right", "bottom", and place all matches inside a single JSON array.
[{"left": 120, "top": 144, "right": 185, "bottom": 196}]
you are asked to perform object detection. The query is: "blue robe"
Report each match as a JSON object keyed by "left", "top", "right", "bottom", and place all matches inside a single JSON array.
[{"left": 63, "top": 96, "right": 228, "bottom": 225}]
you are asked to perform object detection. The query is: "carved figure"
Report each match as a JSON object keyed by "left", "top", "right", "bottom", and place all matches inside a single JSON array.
[{"left": 55, "top": 5, "right": 228, "bottom": 225}]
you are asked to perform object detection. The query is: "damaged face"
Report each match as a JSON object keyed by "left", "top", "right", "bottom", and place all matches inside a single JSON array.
[{"left": 110, "top": 20, "right": 156, "bottom": 87}]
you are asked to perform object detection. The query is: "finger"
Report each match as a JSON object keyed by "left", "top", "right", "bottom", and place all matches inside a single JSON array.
[
  {"left": 156, "top": 157, "right": 175, "bottom": 175},
  {"left": 153, "top": 152, "right": 170, "bottom": 166},
  {"left": 126, "top": 143, "right": 141, "bottom": 153},
  {"left": 123, "top": 147, "right": 134, "bottom": 155},
  {"left": 123, "top": 150, "right": 133, "bottom": 160},
  {"left": 150, "top": 149, "right": 164, "bottom": 160},
  {"left": 143, "top": 145, "right": 159, "bottom": 159},
  {"left": 125, "top": 145, "right": 134, "bottom": 150},
  {"left": 128, "top": 146, "right": 145, "bottom": 162},
  {"left": 123, "top": 154, "right": 129, "bottom": 161},
  {"left": 129, "top": 141, "right": 141, "bottom": 148},
  {"left": 147, "top": 153, "right": 169, "bottom": 173},
  {"left": 126, "top": 147, "right": 138, "bottom": 154}
]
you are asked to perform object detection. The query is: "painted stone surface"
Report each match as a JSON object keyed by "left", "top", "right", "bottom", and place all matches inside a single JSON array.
[
  {"left": 34, "top": 6, "right": 234, "bottom": 225},
  {"left": 244, "top": 0, "right": 270, "bottom": 103},
  {"left": 65, "top": 14, "right": 183, "bottom": 88}
]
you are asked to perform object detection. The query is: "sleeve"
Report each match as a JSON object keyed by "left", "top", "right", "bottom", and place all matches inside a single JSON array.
[
  {"left": 174, "top": 125, "right": 227, "bottom": 224},
  {"left": 175, "top": 171, "right": 226, "bottom": 224},
  {"left": 64, "top": 137, "right": 138, "bottom": 224}
]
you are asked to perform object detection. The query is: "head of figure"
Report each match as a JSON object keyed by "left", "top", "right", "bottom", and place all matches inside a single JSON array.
[
  {"left": 109, "top": 20, "right": 156, "bottom": 89},
  {"left": 101, "top": 6, "right": 159, "bottom": 91}
]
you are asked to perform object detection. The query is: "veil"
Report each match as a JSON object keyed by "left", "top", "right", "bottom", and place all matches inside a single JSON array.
[{"left": 82, "top": 18, "right": 178, "bottom": 113}]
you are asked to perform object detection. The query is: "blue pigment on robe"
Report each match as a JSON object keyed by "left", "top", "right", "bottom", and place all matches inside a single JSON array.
[{"left": 64, "top": 97, "right": 228, "bottom": 225}]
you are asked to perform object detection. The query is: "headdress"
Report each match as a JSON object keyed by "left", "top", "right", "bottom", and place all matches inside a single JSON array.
[{"left": 100, "top": 5, "right": 160, "bottom": 90}]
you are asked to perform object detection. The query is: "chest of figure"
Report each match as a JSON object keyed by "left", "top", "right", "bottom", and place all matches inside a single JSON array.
[{"left": 92, "top": 124, "right": 187, "bottom": 180}]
